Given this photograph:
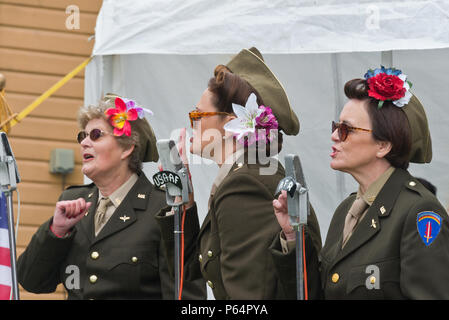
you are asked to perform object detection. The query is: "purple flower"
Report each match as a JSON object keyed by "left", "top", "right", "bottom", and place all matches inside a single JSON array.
[{"left": 255, "top": 106, "right": 278, "bottom": 129}]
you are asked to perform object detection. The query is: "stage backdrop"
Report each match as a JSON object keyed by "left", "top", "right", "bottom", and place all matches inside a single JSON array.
[{"left": 85, "top": 0, "right": 449, "bottom": 298}]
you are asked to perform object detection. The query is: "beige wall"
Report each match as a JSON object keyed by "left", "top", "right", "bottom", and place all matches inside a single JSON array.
[{"left": 0, "top": 0, "right": 102, "bottom": 299}]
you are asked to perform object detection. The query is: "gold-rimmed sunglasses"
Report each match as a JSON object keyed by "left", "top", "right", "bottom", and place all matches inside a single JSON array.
[
  {"left": 188, "top": 110, "right": 231, "bottom": 128},
  {"left": 77, "top": 129, "right": 111, "bottom": 144},
  {"left": 332, "top": 121, "right": 372, "bottom": 141}
]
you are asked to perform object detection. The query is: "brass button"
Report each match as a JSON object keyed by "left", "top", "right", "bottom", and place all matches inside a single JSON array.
[
  {"left": 207, "top": 250, "right": 213, "bottom": 258},
  {"left": 91, "top": 251, "right": 99, "bottom": 260},
  {"left": 89, "top": 275, "right": 98, "bottom": 284},
  {"left": 370, "top": 276, "right": 376, "bottom": 285},
  {"left": 131, "top": 256, "right": 138, "bottom": 263},
  {"left": 207, "top": 280, "right": 214, "bottom": 289},
  {"left": 409, "top": 181, "right": 416, "bottom": 187},
  {"left": 198, "top": 254, "right": 202, "bottom": 262},
  {"left": 331, "top": 273, "right": 339, "bottom": 283}
]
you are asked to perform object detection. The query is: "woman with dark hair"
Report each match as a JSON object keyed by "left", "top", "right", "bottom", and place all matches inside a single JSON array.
[
  {"left": 273, "top": 67, "right": 449, "bottom": 299},
  {"left": 17, "top": 94, "right": 206, "bottom": 299},
  {"left": 156, "top": 48, "right": 322, "bottom": 300}
]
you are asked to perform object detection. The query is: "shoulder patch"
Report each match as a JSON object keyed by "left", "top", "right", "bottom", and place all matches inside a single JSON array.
[{"left": 416, "top": 211, "right": 442, "bottom": 246}]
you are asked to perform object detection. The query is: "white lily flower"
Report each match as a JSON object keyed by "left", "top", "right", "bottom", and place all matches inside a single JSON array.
[
  {"left": 393, "top": 74, "right": 412, "bottom": 107},
  {"left": 223, "top": 93, "right": 263, "bottom": 140}
]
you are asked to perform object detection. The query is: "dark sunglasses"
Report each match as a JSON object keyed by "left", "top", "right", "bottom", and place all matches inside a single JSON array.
[
  {"left": 332, "top": 121, "right": 372, "bottom": 141},
  {"left": 77, "top": 129, "right": 110, "bottom": 144}
]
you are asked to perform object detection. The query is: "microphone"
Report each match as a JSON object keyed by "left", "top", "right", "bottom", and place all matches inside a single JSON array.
[
  {"left": 275, "top": 154, "right": 309, "bottom": 227},
  {"left": 153, "top": 139, "right": 191, "bottom": 205}
]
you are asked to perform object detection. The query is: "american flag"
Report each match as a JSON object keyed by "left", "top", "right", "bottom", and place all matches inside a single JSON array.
[{"left": 0, "top": 192, "right": 12, "bottom": 299}]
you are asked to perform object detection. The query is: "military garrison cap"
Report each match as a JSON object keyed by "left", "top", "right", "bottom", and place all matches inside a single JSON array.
[
  {"left": 225, "top": 47, "right": 300, "bottom": 136},
  {"left": 402, "top": 94, "right": 432, "bottom": 163}
]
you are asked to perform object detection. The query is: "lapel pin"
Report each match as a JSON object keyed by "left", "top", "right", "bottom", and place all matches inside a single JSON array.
[
  {"left": 371, "top": 219, "right": 377, "bottom": 229},
  {"left": 380, "top": 206, "right": 386, "bottom": 215},
  {"left": 120, "top": 215, "right": 130, "bottom": 222},
  {"left": 137, "top": 194, "right": 146, "bottom": 199},
  {"left": 88, "top": 193, "right": 93, "bottom": 198}
]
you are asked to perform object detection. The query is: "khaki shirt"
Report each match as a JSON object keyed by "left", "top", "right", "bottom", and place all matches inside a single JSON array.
[{"left": 95, "top": 173, "right": 138, "bottom": 236}]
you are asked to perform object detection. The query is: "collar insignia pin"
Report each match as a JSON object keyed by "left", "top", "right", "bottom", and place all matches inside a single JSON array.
[
  {"left": 380, "top": 206, "right": 386, "bottom": 215},
  {"left": 137, "top": 194, "right": 146, "bottom": 199},
  {"left": 120, "top": 215, "right": 130, "bottom": 222},
  {"left": 371, "top": 219, "right": 377, "bottom": 229}
]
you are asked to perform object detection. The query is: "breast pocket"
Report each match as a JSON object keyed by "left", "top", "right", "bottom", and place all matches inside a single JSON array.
[
  {"left": 346, "top": 258, "right": 401, "bottom": 299},
  {"left": 102, "top": 246, "right": 160, "bottom": 290}
]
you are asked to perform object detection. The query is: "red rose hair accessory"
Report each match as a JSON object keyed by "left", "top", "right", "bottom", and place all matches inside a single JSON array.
[
  {"left": 105, "top": 97, "right": 153, "bottom": 137},
  {"left": 364, "top": 66, "right": 412, "bottom": 109}
]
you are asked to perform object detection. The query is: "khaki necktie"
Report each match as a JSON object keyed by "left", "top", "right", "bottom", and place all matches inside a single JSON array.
[
  {"left": 342, "top": 197, "right": 368, "bottom": 248},
  {"left": 95, "top": 197, "right": 112, "bottom": 235}
]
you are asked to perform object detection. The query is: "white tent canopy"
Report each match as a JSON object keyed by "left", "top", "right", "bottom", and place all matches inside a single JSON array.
[
  {"left": 93, "top": 0, "right": 449, "bottom": 55},
  {"left": 86, "top": 0, "right": 449, "bottom": 247}
]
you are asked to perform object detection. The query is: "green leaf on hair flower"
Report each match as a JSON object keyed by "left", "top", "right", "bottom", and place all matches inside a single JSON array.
[{"left": 377, "top": 100, "right": 385, "bottom": 109}]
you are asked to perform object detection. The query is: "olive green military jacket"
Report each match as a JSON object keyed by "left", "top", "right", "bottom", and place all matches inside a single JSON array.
[
  {"left": 156, "top": 158, "right": 322, "bottom": 300},
  {"left": 274, "top": 168, "right": 449, "bottom": 299},
  {"left": 17, "top": 172, "right": 206, "bottom": 300}
]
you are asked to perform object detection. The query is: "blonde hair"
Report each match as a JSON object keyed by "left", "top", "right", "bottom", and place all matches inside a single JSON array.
[{"left": 77, "top": 98, "right": 142, "bottom": 173}]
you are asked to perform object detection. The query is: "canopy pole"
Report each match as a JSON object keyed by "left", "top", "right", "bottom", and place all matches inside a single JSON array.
[
  {"left": 331, "top": 53, "right": 347, "bottom": 200},
  {"left": 381, "top": 51, "right": 393, "bottom": 67}
]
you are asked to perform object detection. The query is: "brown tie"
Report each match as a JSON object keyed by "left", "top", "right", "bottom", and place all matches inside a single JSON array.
[
  {"left": 342, "top": 197, "right": 368, "bottom": 248},
  {"left": 95, "top": 197, "right": 112, "bottom": 235}
]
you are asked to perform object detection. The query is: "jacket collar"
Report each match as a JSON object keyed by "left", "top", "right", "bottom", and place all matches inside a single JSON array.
[
  {"left": 329, "top": 168, "right": 411, "bottom": 269},
  {"left": 77, "top": 171, "right": 152, "bottom": 245}
]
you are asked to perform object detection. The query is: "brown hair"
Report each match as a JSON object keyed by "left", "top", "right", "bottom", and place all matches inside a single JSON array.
[
  {"left": 344, "top": 79, "right": 412, "bottom": 169},
  {"left": 208, "top": 65, "right": 283, "bottom": 155},
  {"left": 78, "top": 100, "right": 142, "bottom": 173}
]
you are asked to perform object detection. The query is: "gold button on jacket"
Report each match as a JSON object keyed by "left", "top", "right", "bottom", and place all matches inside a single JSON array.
[
  {"left": 317, "top": 169, "right": 449, "bottom": 299},
  {"left": 91, "top": 252, "right": 99, "bottom": 260},
  {"left": 17, "top": 172, "right": 207, "bottom": 300},
  {"left": 156, "top": 158, "right": 322, "bottom": 300}
]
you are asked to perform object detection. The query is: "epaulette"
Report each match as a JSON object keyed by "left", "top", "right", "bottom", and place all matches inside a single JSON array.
[{"left": 64, "top": 182, "right": 95, "bottom": 191}]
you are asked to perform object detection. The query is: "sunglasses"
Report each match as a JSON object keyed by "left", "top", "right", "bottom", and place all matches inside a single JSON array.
[
  {"left": 332, "top": 121, "right": 372, "bottom": 141},
  {"left": 77, "top": 129, "right": 110, "bottom": 144},
  {"left": 188, "top": 110, "right": 231, "bottom": 128}
]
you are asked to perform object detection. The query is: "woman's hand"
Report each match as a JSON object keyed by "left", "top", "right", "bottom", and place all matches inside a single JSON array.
[
  {"left": 52, "top": 198, "right": 92, "bottom": 237},
  {"left": 177, "top": 127, "right": 195, "bottom": 209},
  {"left": 273, "top": 190, "right": 296, "bottom": 241}
]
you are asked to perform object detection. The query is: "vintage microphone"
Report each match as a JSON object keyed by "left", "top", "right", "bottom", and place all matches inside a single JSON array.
[
  {"left": 275, "top": 154, "right": 309, "bottom": 300},
  {"left": 152, "top": 139, "right": 191, "bottom": 300},
  {"left": 0, "top": 132, "right": 20, "bottom": 300}
]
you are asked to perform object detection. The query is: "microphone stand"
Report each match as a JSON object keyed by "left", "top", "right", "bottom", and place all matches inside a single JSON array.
[
  {"left": 0, "top": 132, "right": 20, "bottom": 300},
  {"left": 153, "top": 139, "right": 192, "bottom": 300},
  {"left": 276, "top": 154, "right": 309, "bottom": 300},
  {"left": 171, "top": 167, "right": 190, "bottom": 300}
]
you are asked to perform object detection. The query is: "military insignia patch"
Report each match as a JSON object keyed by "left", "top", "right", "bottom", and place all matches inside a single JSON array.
[{"left": 416, "top": 211, "right": 442, "bottom": 246}]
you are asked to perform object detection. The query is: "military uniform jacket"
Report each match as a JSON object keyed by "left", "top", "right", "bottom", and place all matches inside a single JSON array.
[
  {"left": 17, "top": 172, "right": 206, "bottom": 300},
  {"left": 320, "top": 168, "right": 449, "bottom": 299},
  {"left": 157, "top": 158, "right": 322, "bottom": 300}
]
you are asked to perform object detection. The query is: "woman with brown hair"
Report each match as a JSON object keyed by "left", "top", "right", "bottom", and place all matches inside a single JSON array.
[
  {"left": 273, "top": 67, "right": 449, "bottom": 299},
  {"left": 156, "top": 47, "right": 322, "bottom": 300}
]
